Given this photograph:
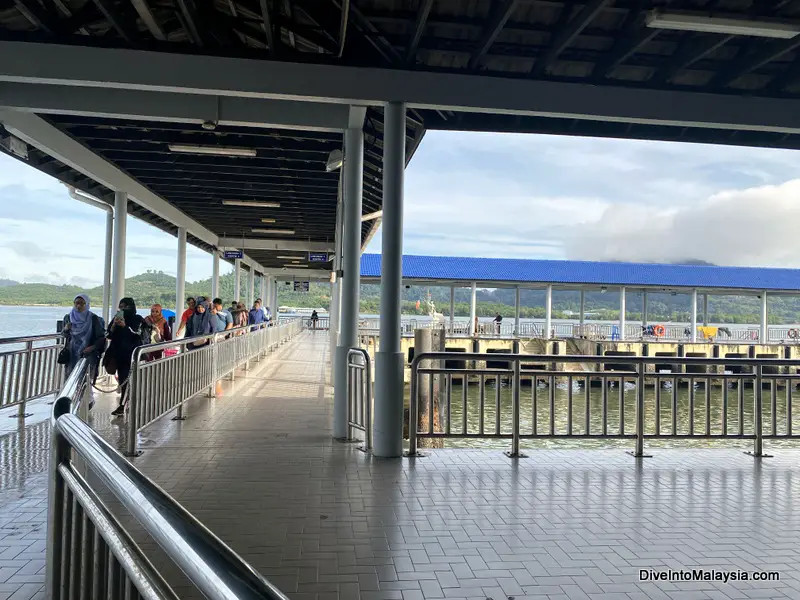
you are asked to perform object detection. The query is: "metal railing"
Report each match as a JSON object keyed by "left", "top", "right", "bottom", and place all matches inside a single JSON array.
[
  {"left": 303, "top": 316, "right": 329, "bottom": 330},
  {"left": 47, "top": 358, "right": 290, "bottom": 599},
  {"left": 0, "top": 333, "right": 63, "bottom": 417},
  {"left": 408, "top": 352, "right": 800, "bottom": 457},
  {"left": 346, "top": 348, "right": 372, "bottom": 451},
  {"left": 127, "top": 318, "right": 302, "bottom": 456}
]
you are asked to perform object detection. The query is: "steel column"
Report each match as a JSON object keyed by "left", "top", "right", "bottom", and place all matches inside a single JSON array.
[
  {"left": 211, "top": 252, "right": 220, "bottom": 300},
  {"left": 579, "top": 290, "right": 585, "bottom": 328},
  {"left": 642, "top": 291, "right": 648, "bottom": 327},
  {"left": 619, "top": 286, "right": 626, "bottom": 341},
  {"left": 374, "top": 101, "right": 406, "bottom": 458},
  {"left": 469, "top": 282, "right": 477, "bottom": 336},
  {"left": 514, "top": 286, "right": 520, "bottom": 335},
  {"left": 334, "top": 122, "right": 364, "bottom": 440},
  {"left": 703, "top": 293, "right": 709, "bottom": 327},
  {"left": 233, "top": 259, "right": 241, "bottom": 302},
  {"left": 102, "top": 208, "right": 113, "bottom": 326},
  {"left": 545, "top": 284, "right": 552, "bottom": 340},
  {"left": 176, "top": 227, "right": 186, "bottom": 337},
  {"left": 111, "top": 191, "right": 127, "bottom": 311},
  {"left": 248, "top": 268, "right": 255, "bottom": 307},
  {"left": 691, "top": 289, "right": 698, "bottom": 343},
  {"left": 761, "top": 291, "right": 768, "bottom": 342},
  {"left": 450, "top": 285, "right": 455, "bottom": 331}
]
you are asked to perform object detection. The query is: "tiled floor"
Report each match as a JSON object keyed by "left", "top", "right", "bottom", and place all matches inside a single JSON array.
[{"left": 3, "top": 331, "right": 800, "bottom": 599}]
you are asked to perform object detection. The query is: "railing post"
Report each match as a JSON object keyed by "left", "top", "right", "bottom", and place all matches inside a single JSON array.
[
  {"left": 365, "top": 351, "right": 373, "bottom": 452},
  {"left": 15, "top": 340, "right": 34, "bottom": 418},
  {"left": 126, "top": 352, "right": 141, "bottom": 457},
  {"left": 629, "top": 362, "right": 650, "bottom": 458},
  {"left": 207, "top": 336, "right": 216, "bottom": 398},
  {"left": 406, "top": 356, "right": 419, "bottom": 456},
  {"left": 46, "top": 399, "right": 71, "bottom": 600},
  {"left": 505, "top": 358, "right": 524, "bottom": 458},
  {"left": 747, "top": 364, "right": 771, "bottom": 458}
]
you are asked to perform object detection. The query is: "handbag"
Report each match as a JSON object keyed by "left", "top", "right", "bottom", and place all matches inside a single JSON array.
[
  {"left": 57, "top": 346, "right": 70, "bottom": 365},
  {"left": 103, "top": 350, "right": 117, "bottom": 375}
]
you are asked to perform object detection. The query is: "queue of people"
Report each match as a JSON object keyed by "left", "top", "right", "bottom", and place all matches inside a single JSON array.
[{"left": 62, "top": 293, "right": 278, "bottom": 418}]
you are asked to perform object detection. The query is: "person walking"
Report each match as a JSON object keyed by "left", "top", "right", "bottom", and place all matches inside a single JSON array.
[
  {"left": 176, "top": 297, "right": 196, "bottom": 338},
  {"left": 310, "top": 310, "right": 319, "bottom": 330},
  {"left": 248, "top": 299, "right": 266, "bottom": 329},
  {"left": 493, "top": 313, "right": 503, "bottom": 335},
  {"left": 188, "top": 297, "right": 215, "bottom": 348},
  {"left": 143, "top": 303, "right": 172, "bottom": 360},
  {"left": 61, "top": 294, "right": 106, "bottom": 400},
  {"left": 212, "top": 298, "right": 234, "bottom": 332},
  {"left": 107, "top": 297, "right": 146, "bottom": 416},
  {"left": 232, "top": 302, "right": 249, "bottom": 333}
]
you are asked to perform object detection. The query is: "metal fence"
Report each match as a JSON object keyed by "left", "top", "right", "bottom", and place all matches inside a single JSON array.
[
  {"left": 46, "top": 358, "right": 290, "bottom": 600},
  {"left": 302, "top": 316, "right": 330, "bottom": 330},
  {"left": 0, "top": 333, "right": 63, "bottom": 417},
  {"left": 128, "top": 318, "right": 302, "bottom": 456},
  {"left": 408, "top": 352, "right": 800, "bottom": 457},
  {"left": 346, "top": 348, "right": 372, "bottom": 450}
]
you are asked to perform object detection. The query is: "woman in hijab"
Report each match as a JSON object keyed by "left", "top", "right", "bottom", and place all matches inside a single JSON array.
[
  {"left": 107, "top": 297, "right": 145, "bottom": 416},
  {"left": 188, "top": 297, "right": 215, "bottom": 348},
  {"left": 62, "top": 294, "right": 106, "bottom": 379},
  {"left": 231, "top": 302, "right": 249, "bottom": 335},
  {"left": 144, "top": 303, "right": 172, "bottom": 361}
]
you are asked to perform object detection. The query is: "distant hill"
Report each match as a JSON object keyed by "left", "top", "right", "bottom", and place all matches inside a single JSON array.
[{"left": 0, "top": 278, "right": 19, "bottom": 287}]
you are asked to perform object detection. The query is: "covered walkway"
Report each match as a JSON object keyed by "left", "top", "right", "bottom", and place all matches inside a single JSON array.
[{"left": 4, "top": 332, "right": 800, "bottom": 599}]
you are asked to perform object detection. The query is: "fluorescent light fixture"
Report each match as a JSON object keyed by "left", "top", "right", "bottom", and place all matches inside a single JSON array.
[
  {"left": 222, "top": 200, "right": 280, "bottom": 208},
  {"left": 326, "top": 149, "right": 343, "bottom": 172},
  {"left": 284, "top": 264, "right": 309, "bottom": 268},
  {"left": 361, "top": 210, "right": 383, "bottom": 222},
  {"left": 645, "top": 10, "right": 800, "bottom": 39},
  {"left": 168, "top": 143, "right": 258, "bottom": 157},
  {"left": 277, "top": 255, "right": 303, "bottom": 260},
  {"left": 252, "top": 228, "right": 295, "bottom": 235},
  {"left": 260, "top": 218, "right": 276, "bottom": 224}
]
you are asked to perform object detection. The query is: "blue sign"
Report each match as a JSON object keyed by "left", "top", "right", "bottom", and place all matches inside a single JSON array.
[
  {"left": 223, "top": 250, "right": 243, "bottom": 259},
  {"left": 294, "top": 281, "right": 310, "bottom": 292},
  {"left": 308, "top": 252, "right": 329, "bottom": 263}
]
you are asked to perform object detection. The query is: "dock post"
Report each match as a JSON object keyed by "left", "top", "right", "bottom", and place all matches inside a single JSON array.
[
  {"left": 111, "top": 190, "right": 127, "bottom": 311},
  {"left": 234, "top": 259, "right": 241, "bottom": 302},
  {"left": 176, "top": 227, "right": 186, "bottom": 338}
]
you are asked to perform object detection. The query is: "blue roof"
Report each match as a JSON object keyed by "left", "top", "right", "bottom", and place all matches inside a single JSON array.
[{"left": 359, "top": 254, "right": 800, "bottom": 292}]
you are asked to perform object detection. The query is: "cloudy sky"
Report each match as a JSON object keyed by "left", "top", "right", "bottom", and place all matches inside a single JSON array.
[{"left": 2, "top": 130, "right": 800, "bottom": 287}]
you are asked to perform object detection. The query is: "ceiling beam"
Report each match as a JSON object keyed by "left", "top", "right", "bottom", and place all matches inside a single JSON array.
[
  {"left": 13, "top": 0, "right": 63, "bottom": 33},
  {"left": 531, "top": 0, "right": 611, "bottom": 76},
  {"left": 468, "top": 0, "right": 519, "bottom": 70},
  {"left": 130, "top": 0, "right": 166, "bottom": 41},
  {"left": 650, "top": 34, "right": 733, "bottom": 85},
  {"left": 90, "top": 0, "right": 138, "bottom": 42},
  {"left": 5, "top": 41, "right": 800, "bottom": 134},
  {"left": 593, "top": 29, "right": 658, "bottom": 79},
  {"left": 175, "top": 0, "right": 207, "bottom": 46},
  {"left": 0, "top": 109, "right": 218, "bottom": 246},
  {"left": 218, "top": 237, "right": 335, "bottom": 252},
  {"left": 259, "top": 0, "right": 276, "bottom": 56},
  {"left": 406, "top": 0, "right": 434, "bottom": 63},
  {"left": 0, "top": 83, "right": 352, "bottom": 132},
  {"left": 713, "top": 37, "right": 800, "bottom": 88}
]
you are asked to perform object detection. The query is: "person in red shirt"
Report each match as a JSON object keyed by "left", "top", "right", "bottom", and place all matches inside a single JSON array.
[{"left": 176, "top": 297, "right": 196, "bottom": 337}]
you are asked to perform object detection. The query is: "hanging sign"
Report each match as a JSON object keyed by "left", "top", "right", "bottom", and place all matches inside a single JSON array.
[
  {"left": 294, "top": 281, "right": 310, "bottom": 292},
  {"left": 223, "top": 250, "right": 243, "bottom": 259},
  {"left": 308, "top": 252, "right": 330, "bottom": 263}
]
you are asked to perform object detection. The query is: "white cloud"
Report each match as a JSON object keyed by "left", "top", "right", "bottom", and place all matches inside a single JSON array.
[{"left": 565, "top": 179, "right": 800, "bottom": 267}]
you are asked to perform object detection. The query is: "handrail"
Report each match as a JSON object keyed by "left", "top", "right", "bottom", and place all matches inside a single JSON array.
[
  {"left": 0, "top": 332, "right": 63, "bottom": 346},
  {"left": 47, "top": 358, "right": 291, "bottom": 599},
  {"left": 346, "top": 347, "right": 372, "bottom": 450},
  {"left": 0, "top": 332, "right": 63, "bottom": 417},
  {"left": 408, "top": 351, "right": 800, "bottom": 458}
]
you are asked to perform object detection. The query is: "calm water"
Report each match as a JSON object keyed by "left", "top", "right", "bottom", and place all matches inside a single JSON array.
[
  {"left": 412, "top": 378, "right": 797, "bottom": 450},
  {"left": 0, "top": 305, "right": 149, "bottom": 339}
]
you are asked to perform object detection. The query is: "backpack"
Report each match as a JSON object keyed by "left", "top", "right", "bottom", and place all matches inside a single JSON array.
[{"left": 136, "top": 319, "right": 154, "bottom": 347}]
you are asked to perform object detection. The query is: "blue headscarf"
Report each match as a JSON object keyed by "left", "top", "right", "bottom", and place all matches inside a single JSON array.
[{"left": 69, "top": 294, "right": 93, "bottom": 352}]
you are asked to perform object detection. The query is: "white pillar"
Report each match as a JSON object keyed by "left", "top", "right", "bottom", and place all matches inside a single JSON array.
[
  {"left": 642, "top": 291, "right": 648, "bottom": 326},
  {"left": 330, "top": 193, "right": 343, "bottom": 365},
  {"left": 233, "top": 259, "right": 241, "bottom": 302},
  {"left": 703, "top": 293, "right": 709, "bottom": 327},
  {"left": 449, "top": 285, "right": 455, "bottom": 332},
  {"left": 761, "top": 291, "right": 768, "bottom": 342},
  {"left": 175, "top": 227, "right": 186, "bottom": 337},
  {"left": 374, "top": 101, "right": 406, "bottom": 458},
  {"left": 248, "top": 268, "right": 255, "bottom": 307},
  {"left": 690, "top": 288, "right": 698, "bottom": 343},
  {"left": 102, "top": 208, "right": 113, "bottom": 326},
  {"left": 272, "top": 276, "right": 279, "bottom": 316},
  {"left": 329, "top": 273, "right": 340, "bottom": 355},
  {"left": 263, "top": 275, "right": 270, "bottom": 310},
  {"left": 544, "top": 284, "right": 552, "bottom": 340},
  {"left": 579, "top": 290, "right": 585, "bottom": 328},
  {"left": 514, "top": 286, "right": 520, "bottom": 335},
  {"left": 619, "top": 286, "right": 626, "bottom": 341},
  {"left": 334, "top": 122, "right": 364, "bottom": 440},
  {"left": 111, "top": 191, "right": 127, "bottom": 311},
  {"left": 211, "top": 252, "right": 220, "bottom": 300},
  {"left": 468, "top": 282, "right": 477, "bottom": 336}
]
